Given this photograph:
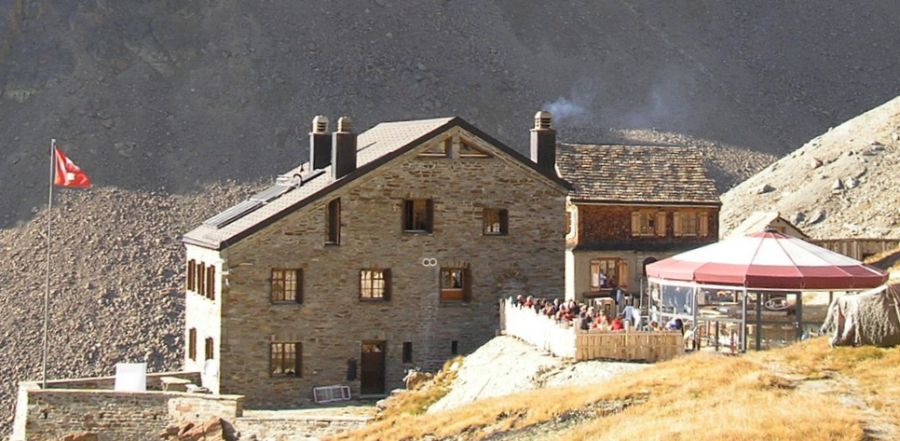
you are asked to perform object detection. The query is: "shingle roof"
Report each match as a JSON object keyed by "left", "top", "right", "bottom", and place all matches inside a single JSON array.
[
  {"left": 557, "top": 143, "right": 720, "bottom": 205},
  {"left": 183, "top": 117, "right": 570, "bottom": 250}
]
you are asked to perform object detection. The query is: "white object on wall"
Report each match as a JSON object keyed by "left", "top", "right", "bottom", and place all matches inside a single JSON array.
[{"left": 114, "top": 363, "right": 147, "bottom": 392}]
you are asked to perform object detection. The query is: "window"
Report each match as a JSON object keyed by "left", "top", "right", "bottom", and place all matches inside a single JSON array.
[
  {"left": 187, "top": 259, "right": 196, "bottom": 291},
  {"left": 403, "top": 199, "right": 433, "bottom": 233},
  {"left": 459, "top": 140, "right": 491, "bottom": 158},
  {"left": 204, "top": 337, "right": 214, "bottom": 360},
  {"left": 188, "top": 328, "right": 197, "bottom": 361},
  {"left": 270, "top": 342, "right": 301, "bottom": 377},
  {"left": 590, "top": 258, "right": 629, "bottom": 289},
  {"left": 206, "top": 266, "right": 216, "bottom": 300},
  {"left": 271, "top": 269, "right": 302, "bottom": 303},
  {"left": 674, "top": 211, "right": 710, "bottom": 237},
  {"left": 418, "top": 138, "right": 450, "bottom": 157},
  {"left": 631, "top": 211, "right": 666, "bottom": 237},
  {"left": 451, "top": 340, "right": 459, "bottom": 355},
  {"left": 360, "top": 269, "right": 391, "bottom": 301},
  {"left": 440, "top": 267, "right": 471, "bottom": 302},
  {"left": 402, "top": 342, "right": 413, "bottom": 363},
  {"left": 326, "top": 198, "right": 341, "bottom": 244},
  {"left": 483, "top": 208, "right": 508, "bottom": 235}
]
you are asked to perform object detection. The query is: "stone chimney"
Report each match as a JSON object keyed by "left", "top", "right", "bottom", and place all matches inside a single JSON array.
[
  {"left": 332, "top": 116, "right": 357, "bottom": 179},
  {"left": 530, "top": 110, "right": 556, "bottom": 173},
  {"left": 309, "top": 115, "right": 331, "bottom": 170}
]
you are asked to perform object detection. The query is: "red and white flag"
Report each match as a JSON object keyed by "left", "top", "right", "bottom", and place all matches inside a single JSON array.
[{"left": 53, "top": 146, "right": 92, "bottom": 188}]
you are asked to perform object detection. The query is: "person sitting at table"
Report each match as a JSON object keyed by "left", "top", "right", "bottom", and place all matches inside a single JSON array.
[
  {"left": 591, "top": 314, "right": 609, "bottom": 331},
  {"left": 610, "top": 314, "right": 625, "bottom": 331}
]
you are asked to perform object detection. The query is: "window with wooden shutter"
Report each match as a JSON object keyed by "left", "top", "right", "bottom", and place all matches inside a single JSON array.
[
  {"left": 360, "top": 269, "right": 390, "bottom": 301},
  {"left": 270, "top": 342, "right": 302, "bottom": 377},
  {"left": 656, "top": 212, "right": 667, "bottom": 237},
  {"left": 403, "top": 199, "right": 433, "bottom": 233},
  {"left": 630, "top": 212, "right": 641, "bottom": 236},
  {"left": 187, "top": 260, "right": 196, "bottom": 291},
  {"left": 590, "top": 258, "right": 619, "bottom": 290},
  {"left": 678, "top": 211, "right": 699, "bottom": 236},
  {"left": 188, "top": 328, "right": 197, "bottom": 361},
  {"left": 206, "top": 266, "right": 216, "bottom": 300},
  {"left": 271, "top": 269, "right": 302, "bottom": 303},
  {"left": 205, "top": 337, "right": 214, "bottom": 360},
  {"left": 440, "top": 267, "right": 469, "bottom": 302},
  {"left": 483, "top": 208, "right": 508, "bottom": 236},
  {"left": 673, "top": 212, "right": 683, "bottom": 237},
  {"left": 699, "top": 212, "right": 710, "bottom": 237}
]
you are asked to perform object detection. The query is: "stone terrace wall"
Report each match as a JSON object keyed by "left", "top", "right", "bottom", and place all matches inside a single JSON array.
[
  {"left": 234, "top": 415, "right": 369, "bottom": 441},
  {"left": 41, "top": 371, "right": 201, "bottom": 391},
  {"left": 13, "top": 384, "right": 242, "bottom": 441}
]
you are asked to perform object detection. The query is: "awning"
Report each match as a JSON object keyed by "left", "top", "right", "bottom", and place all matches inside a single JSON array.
[{"left": 645, "top": 231, "right": 887, "bottom": 290}]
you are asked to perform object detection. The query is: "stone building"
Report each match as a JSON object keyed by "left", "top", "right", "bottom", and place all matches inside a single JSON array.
[
  {"left": 557, "top": 144, "right": 720, "bottom": 302},
  {"left": 181, "top": 114, "right": 570, "bottom": 406}
]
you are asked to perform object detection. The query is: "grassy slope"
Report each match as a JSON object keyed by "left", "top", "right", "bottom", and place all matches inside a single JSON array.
[{"left": 336, "top": 338, "right": 900, "bottom": 441}]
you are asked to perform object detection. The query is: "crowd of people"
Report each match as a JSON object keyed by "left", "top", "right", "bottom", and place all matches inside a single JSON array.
[{"left": 512, "top": 294, "right": 652, "bottom": 332}]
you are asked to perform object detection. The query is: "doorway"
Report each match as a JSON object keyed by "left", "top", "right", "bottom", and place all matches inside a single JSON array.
[{"left": 360, "top": 341, "right": 386, "bottom": 395}]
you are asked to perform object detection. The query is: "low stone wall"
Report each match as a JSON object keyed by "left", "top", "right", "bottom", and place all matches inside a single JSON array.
[
  {"left": 234, "top": 415, "right": 370, "bottom": 441},
  {"left": 13, "top": 383, "right": 242, "bottom": 441}
]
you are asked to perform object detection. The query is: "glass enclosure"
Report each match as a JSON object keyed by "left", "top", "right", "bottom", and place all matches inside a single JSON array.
[{"left": 649, "top": 280, "right": 851, "bottom": 353}]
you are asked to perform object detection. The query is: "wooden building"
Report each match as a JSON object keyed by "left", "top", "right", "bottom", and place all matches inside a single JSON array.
[{"left": 557, "top": 144, "right": 720, "bottom": 302}]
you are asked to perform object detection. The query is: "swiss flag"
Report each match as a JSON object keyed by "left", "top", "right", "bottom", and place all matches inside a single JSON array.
[{"left": 53, "top": 146, "right": 92, "bottom": 188}]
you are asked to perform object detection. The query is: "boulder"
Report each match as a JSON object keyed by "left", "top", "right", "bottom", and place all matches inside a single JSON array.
[{"left": 755, "top": 184, "right": 775, "bottom": 194}]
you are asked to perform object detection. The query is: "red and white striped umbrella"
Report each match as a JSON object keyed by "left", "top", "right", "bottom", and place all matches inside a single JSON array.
[{"left": 646, "top": 231, "right": 887, "bottom": 290}]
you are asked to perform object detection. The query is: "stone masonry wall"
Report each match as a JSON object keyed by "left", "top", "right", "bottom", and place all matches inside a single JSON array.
[
  {"left": 218, "top": 126, "right": 568, "bottom": 407},
  {"left": 15, "top": 386, "right": 242, "bottom": 441}
]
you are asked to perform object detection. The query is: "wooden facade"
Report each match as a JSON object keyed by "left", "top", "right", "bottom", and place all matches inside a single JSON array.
[{"left": 575, "top": 205, "right": 719, "bottom": 251}]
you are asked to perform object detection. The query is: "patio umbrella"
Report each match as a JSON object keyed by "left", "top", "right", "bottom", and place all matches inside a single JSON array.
[{"left": 646, "top": 230, "right": 887, "bottom": 290}]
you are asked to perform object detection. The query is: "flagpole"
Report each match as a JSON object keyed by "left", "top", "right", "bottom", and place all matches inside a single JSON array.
[{"left": 42, "top": 139, "right": 55, "bottom": 389}]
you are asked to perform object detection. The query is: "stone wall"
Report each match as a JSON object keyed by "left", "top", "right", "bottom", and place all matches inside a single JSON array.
[
  {"left": 40, "top": 371, "right": 201, "bottom": 391},
  {"left": 13, "top": 383, "right": 242, "bottom": 441},
  {"left": 233, "top": 415, "right": 369, "bottom": 441},
  {"left": 216, "top": 126, "right": 568, "bottom": 407}
]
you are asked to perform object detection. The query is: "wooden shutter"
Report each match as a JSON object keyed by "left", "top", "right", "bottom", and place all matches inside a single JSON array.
[
  {"left": 383, "top": 269, "right": 392, "bottom": 301},
  {"left": 426, "top": 199, "right": 435, "bottom": 233},
  {"left": 617, "top": 260, "right": 630, "bottom": 288},
  {"left": 207, "top": 267, "right": 215, "bottom": 300},
  {"left": 187, "top": 260, "right": 195, "bottom": 291},
  {"left": 631, "top": 212, "right": 640, "bottom": 236},
  {"left": 673, "top": 212, "right": 683, "bottom": 237},
  {"left": 294, "top": 343, "right": 302, "bottom": 377},
  {"left": 463, "top": 267, "right": 472, "bottom": 302},
  {"left": 656, "top": 212, "right": 667, "bottom": 237},
  {"left": 188, "top": 328, "right": 197, "bottom": 360},
  {"left": 198, "top": 264, "right": 206, "bottom": 296},
  {"left": 500, "top": 209, "right": 509, "bottom": 235},
  {"left": 699, "top": 212, "right": 710, "bottom": 237}
]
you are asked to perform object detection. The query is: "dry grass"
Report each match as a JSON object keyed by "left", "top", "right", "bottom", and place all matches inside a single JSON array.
[
  {"left": 373, "top": 356, "right": 463, "bottom": 421},
  {"left": 756, "top": 337, "right": 900, "bottom": 427},
  {"left": 334, "top": 343, "right": 883, "bottom": 441}
]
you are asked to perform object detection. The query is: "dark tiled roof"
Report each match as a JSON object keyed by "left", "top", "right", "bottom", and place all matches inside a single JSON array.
[
  {"left": 183, "top": 117, "right": 571, "bottom": 250},
  {"left": 557, "top": 143, "right": 720, "bottom": 205}
]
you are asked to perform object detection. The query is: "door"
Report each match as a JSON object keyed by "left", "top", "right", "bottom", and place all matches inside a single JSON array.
[{"left": 360, "top": 341, "right": 386, "bottom": 395}]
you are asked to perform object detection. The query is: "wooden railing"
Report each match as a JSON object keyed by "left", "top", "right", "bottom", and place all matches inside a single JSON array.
[
  {"left": 575, "top": 331, "right": 683, "bottom": 362},
  {"left": 501, "top": 298, "right": 683, "bottom": 362}
]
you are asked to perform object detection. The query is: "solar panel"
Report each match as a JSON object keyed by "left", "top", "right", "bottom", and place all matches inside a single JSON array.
[
  {"left": 203, "top": 200, "right": 263, "bottom": 228},
  {"left": 250, "top": 184, "right": 293, "bottom": 203}
]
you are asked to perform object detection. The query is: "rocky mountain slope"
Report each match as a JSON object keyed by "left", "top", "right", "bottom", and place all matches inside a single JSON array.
[
  {"left": 1, "top": 1, "right": 899, "bottom": 438},
  {"left": 721, "top": 96, "right": 900, "bottom": 239}
]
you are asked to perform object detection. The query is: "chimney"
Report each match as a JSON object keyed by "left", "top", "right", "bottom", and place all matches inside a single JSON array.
[
  {"left": 332, "top": 116, "right": 357, "bottom": 179},
  {"left": 530, "top": 111, "right": 556, "bottom": 173},
  {"left": 309, "top": 115, "right": 331, "bottom": 170}
]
